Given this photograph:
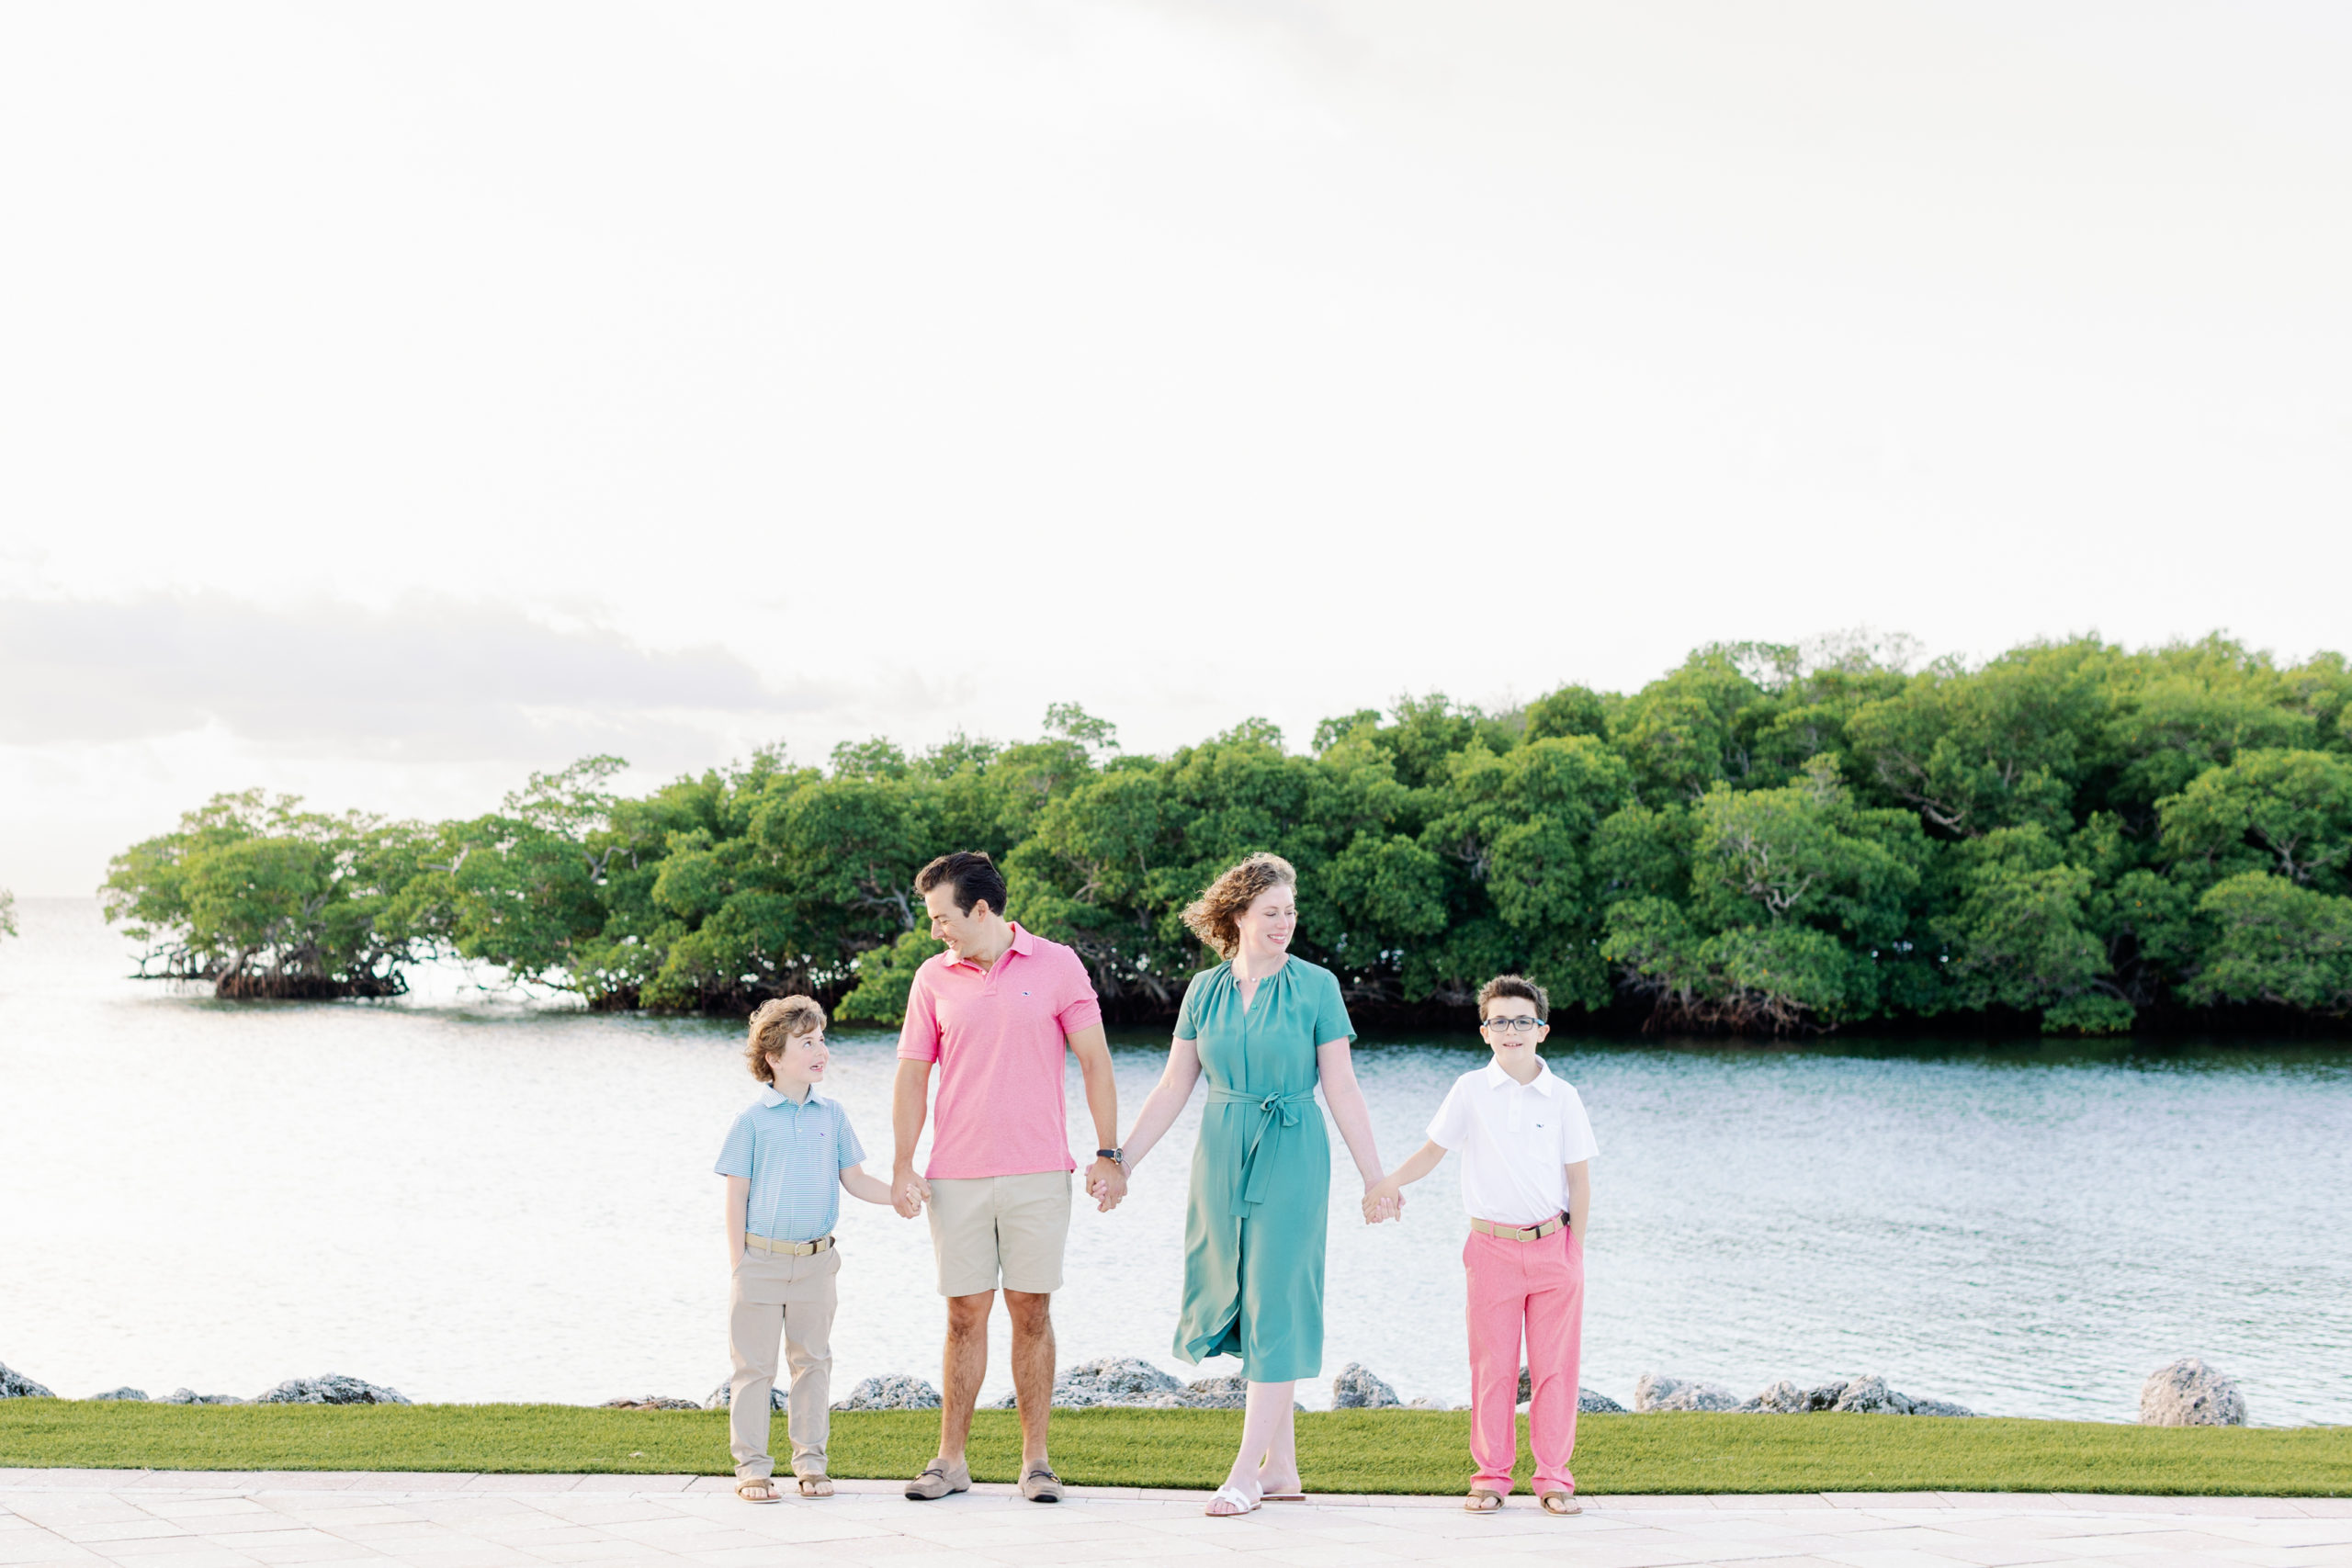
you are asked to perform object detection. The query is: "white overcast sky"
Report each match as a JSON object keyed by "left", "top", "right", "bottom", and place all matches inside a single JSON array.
[{"left": 4, "top": 2, "right": 2349, "bottom": 895}]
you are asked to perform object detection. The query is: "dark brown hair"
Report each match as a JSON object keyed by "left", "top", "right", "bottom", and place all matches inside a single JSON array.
[
  {"left": 1476, "top": 974, "right": 1548, "bottom": 1021},
  {"left": 1179, "top": 853, "right": 1297, "bottom": 960},
  {"left": 915, "top": 852, "right": 1008, "bottom": 918}
]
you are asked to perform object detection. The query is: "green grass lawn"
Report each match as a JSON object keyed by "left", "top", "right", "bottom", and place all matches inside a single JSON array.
[{"left": 2, "top": 1403, "right": 2346, "bottom": 1495}]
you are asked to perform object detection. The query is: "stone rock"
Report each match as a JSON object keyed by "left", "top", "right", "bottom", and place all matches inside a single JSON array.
[
  {"left": 1052, "top": 1357, "right": 1184, "bottom": 1408},
  {"left": 1406, "top": 1396, "right": 1448, "bottom": 1410},
  {"left": 1511, "top": 1367, "right": 1625, "bottom": 1413},
  {"left": 708, "top": 1379, "right": 789, "bottom": 1412},
  {"left": 162, "top": 1389, "right": 245, "bottom": 1405},
  {"left": 1180, "top": 1374, "right": 1250, "bottom": 1409},
  {"left": 1634, "top": 1373, "right": 1742, "bottom": 1413},
  {"left": 0, "top": 1364, "right": 55, "bottom": 1399},
  {"left": 984, "top": 1358, "right": 1193, "bottom": 1411},
  {"left": 1332, "top": 1363, "right": 1400, "bottom": 1410},
  {"left": 601, "top": 1396, "right": 700, "bottom": 1411},
  {"left": 1734, "top": 1377, "right": 1972, "bottom": 1416},
  {"left": 1742, "top": 1380, "right": 1812, "bottom": 1415},
  {"left": 88, "top": 1387, "right": 148, "bottom": 1402},
  {"left": 2140, "top": 1359, "right": 2245, "bottom": 1427},
  {"left": 254, "top": 1375, "right": 409, "bottom": 1405},
  {"left": 1830, "top": 1375, "right": 1914, "bottom": 1415},
  {"left": 829, "top": 1374, "right": 939, "bottom": 1412}
]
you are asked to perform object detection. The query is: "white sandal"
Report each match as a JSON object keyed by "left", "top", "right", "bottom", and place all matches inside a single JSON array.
[{"left": 1204, "top": 1483, "right": 1261, "bottom": 1517}]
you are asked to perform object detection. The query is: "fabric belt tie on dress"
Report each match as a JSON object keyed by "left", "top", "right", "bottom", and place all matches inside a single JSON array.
[{"left": 1206, "top": 1086, "right": 1317, "bottom": 1216}]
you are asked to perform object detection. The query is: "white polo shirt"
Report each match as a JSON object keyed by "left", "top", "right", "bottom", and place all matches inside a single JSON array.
[{"left": 1427, "top": 1060, "right": 1599, "bottom": 1226}]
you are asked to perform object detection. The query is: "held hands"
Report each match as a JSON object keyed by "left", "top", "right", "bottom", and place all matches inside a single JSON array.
[
  {"left": 1085, "top": 1156, "right": 1128, "bottom": 1213},
  {"left": 1361, "top": 1177, "right": 1405, "bottom": 1224},
  {"left": 891, "top": 1164, "right": 931, "bottom": 1220}
]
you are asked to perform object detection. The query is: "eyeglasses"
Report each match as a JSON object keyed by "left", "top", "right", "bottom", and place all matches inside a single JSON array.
[{"left": 1480, "top": 1016, "right": 1544, "bottom": 1034}]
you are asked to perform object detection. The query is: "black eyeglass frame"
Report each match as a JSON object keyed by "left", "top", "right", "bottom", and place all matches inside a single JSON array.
[{"left": 1478, "top": 1015, "right": 1547, "bottom": 1034}]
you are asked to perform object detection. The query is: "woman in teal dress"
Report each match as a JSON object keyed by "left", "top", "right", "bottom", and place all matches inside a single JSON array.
[{"left": 1114, "top": 853, "right": 1395, "bottom": 1516}]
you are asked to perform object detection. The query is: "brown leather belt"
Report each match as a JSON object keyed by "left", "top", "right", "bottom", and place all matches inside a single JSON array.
[
  {"left": 1470, "top": 1213, "right": 1566, "bottom": 1243},
  {"left": 744, "top": 1233, "right": 834, "bottom": 1257}
]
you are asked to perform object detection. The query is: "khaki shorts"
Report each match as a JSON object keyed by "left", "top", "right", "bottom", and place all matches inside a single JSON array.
[{"left": 926, "top": 1171, "right": 1070, "bottom": 1298}]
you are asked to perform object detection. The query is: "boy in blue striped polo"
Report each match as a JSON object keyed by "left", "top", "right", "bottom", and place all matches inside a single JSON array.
[{"left": 717, "top": 996, "right": 894, "bottom": 1501}]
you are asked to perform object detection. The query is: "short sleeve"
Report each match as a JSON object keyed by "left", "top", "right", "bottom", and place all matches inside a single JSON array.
[
  {"left": 834, "top": 1105, "right": 866, "bottom": 1169},
  {"left": 1556, "top": 1084, "right": 1600, "bottom": 1164},
  {"left": 1425, "top": 1077, "right": 1470, "bottom": 1150},
  {"left": 1174, "top": 970, "right": 1209, "bottom": 1041},
  {"left": 714, "top": 1111, "right": 756, "bottom": 1178},
  {"left": 1312, "top": 966, "right": 1356, "bottom": 1045},
  {"left": 1054, "top": 947, "right": 1103, "bottom": 1035},
  {"left": 896, "top": 964, "right": 942, "bottom": 1062}
]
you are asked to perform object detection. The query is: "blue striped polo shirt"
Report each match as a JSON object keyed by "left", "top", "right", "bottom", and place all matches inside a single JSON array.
[{"left": 715, "top": 1086, "right": 866, "bottom": 1243}]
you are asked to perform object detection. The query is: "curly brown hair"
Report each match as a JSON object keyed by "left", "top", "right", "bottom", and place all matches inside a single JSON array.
[
  {"left": 1179, "top": 852, "right": 1298, "bottom": 960},
  {"left": 745, "top": 996, "right": 827, "bottom": 1084}
]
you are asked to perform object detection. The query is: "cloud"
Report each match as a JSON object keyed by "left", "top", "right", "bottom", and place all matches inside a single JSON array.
[{"left": 0, "top": 593, "right": 826, "bottom": 759}]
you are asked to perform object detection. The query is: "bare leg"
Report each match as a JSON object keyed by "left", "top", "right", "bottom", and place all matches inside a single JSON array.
[
  {"left": 1002, "top": 1290, "right": 1057, "bottom": 1469},
  {"left": 936, "top": 1291, "right": 993, "bottom": 1466},
  {"left": 1256, "top": 1397, "right": 1301, "bottom": 1495},
  {"left": 1209, "top": 1380, "right": 1296, "bottom": 1513}
]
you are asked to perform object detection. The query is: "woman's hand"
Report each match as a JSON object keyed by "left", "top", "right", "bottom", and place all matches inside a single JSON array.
[{"left": 1362, "top": 1178, "right": 1404, "bottom": 1224}]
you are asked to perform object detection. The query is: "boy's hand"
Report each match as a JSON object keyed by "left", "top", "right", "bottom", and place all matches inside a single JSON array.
[
  {"left": 892, "top": 1163, "right": 930, "bottom": 1219},
  {"left": 1085, "top": 1156, "right": 1127, "bottom": 1212},
  {"left": 1362, "top": 1179, "right": 1403, "bottom": 1224}
]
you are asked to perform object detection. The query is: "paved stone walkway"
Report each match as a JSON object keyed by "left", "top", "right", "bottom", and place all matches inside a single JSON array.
[{"left": 4, "top": 1471, "right": 2347, "bottom": 1567}]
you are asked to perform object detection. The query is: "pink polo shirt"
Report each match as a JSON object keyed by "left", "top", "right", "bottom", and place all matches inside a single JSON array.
[{"left": 897, "top": 923, "right": 1104, "bottom": 1179}]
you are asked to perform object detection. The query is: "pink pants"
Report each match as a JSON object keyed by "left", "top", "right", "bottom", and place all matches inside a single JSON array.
[{"left": 1464, "top": 1224, "right": 1583, "bottom": 1495}]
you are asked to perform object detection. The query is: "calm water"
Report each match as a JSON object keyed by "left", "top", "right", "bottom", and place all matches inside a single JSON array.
[{"left": 4, "top": 898, "right": 2348, "bottom": 1424}]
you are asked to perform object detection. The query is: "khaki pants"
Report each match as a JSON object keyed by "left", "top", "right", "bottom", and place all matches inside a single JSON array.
[{"left": 728, "top": 1243, "right": 841, "bottom": 1479}]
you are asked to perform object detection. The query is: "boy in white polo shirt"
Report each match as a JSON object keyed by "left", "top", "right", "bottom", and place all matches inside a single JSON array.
[{"left": 1365, "top": 975, "right": 1596, "bottom": 1517}]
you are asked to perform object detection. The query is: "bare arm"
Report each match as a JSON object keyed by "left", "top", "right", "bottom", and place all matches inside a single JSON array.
[
  {"left": 1363, "top": 1137, "right": 1446, "bottom": 1222},
  {"left": 722, "top": 1174, "right": 749, "bottom": 1264},
  {"left": 1116, "top": 1034, "right": 1204, "bottom": 1174},
  {"left": 838, "top": 1162, "right": 894, "bottom": 1206},
  {"left": 1317, "top": 1038, "right": 1389, "bottom": 1215},
  {"left": 1067, "top": 1022, "right": 1127, "bottom": 1211},
  {"left": 890, "top": 1057, "right": 933, "bottom": 1217},
  {"left": 1566, "top": 1158, "right": 1591, "bottom": 1241}
]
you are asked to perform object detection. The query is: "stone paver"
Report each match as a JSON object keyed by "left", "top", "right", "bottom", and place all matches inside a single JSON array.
[{"left": 1, "top": 1473, "right": 2346, "bottom": 1568}]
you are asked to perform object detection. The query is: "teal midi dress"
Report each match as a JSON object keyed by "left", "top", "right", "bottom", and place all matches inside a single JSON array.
[{"left": 1170, "top": 958, "right": 1358, "bottom": 1383}]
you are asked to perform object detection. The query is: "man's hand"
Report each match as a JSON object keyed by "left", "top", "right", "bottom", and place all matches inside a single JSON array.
[
  {"left": 893, "top": 1163, "right": 931, "bottom": 1219},
  {"left": 1085, "top": 1156, "right": 1127, "bottom": 1212}
]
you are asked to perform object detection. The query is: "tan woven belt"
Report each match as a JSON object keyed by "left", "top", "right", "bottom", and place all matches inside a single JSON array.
[
  {"left": 1470, "top": 1213, "right": 1566, "bottom": 1243},
  {"left": 744, "top": 1233, "right": 833, "bottom": 1257}
]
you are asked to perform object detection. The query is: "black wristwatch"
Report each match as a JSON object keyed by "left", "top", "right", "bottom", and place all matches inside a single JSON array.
[{"left": 1097, "top": 1147, "right": 1125, "bottom": 1168}]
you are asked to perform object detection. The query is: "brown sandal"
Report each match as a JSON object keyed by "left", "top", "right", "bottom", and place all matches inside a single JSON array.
[
  {"left": 1464, "top": 1488, "right": 1504, "bottom": 1512},
  {"left": 735, "top": 1478, "right": 781, "bottom": 1504},
  {"left": 797, "top": 1474, "right": 833, "bottom": 1497},
  {"left": 1538, "top": 1490, "right": 1581, "bottom": 1516}
]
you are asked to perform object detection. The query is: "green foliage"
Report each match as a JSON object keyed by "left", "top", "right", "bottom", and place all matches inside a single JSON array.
[
  {"left": 2185, "top": 873, "right": 2352, "bottom": 1013},
  {"left": 102, "top": 791, "right": 428, "bottom": 996},
  {"left": 2158, "top": 748, "right": 2352, "bottom": 890},
  {"left": 100, "top": 638, "right": 2352, "bottom": 1031},
  {"left": 0, "top": 886, "right": 15, "bottom": 942}
]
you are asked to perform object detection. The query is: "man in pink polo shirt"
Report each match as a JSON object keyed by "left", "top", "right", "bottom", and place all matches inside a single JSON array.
[{"left": 892, "top": 852, "right": 1125, "bottom": 1505}]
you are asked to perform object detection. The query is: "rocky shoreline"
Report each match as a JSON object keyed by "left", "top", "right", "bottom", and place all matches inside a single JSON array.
[{"left": 1, "top": 1356, "right": 2251, "bottom": 1427}]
